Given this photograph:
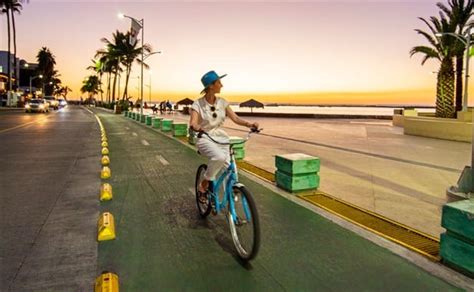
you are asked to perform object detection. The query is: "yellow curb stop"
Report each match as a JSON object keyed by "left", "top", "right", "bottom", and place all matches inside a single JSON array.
[
  {"left": 98, "top": 212, "right": 116, "bottom": 241},
  {"left": 101, "top": 155, "right": 110, "bottom": 166},
  {"left": 94, "top": 272, "right": 119, "bottom": 292},
  {"left": 101, "top": 141, "right": 108, "bottom": 148},
  {"left": 101, "top": 166, "right": 111, "bottom": 179},
  {"left": 100, "top": 183, "right": 113, "bottom": 201},
  {"left": 102, "top": 147, "right": 109, "bottom": 155}
]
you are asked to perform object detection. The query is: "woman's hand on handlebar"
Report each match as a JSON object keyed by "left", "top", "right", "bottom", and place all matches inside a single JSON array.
[{"left": 248, "top": 122, "right": 259, "bottom": 130}]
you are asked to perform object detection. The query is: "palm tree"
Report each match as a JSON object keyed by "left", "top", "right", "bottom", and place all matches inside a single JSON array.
[
  {"left": 81, "top": 75, "right": 101, "bottom": 103},
  {"left": 1, "top": 1, "right": 12, "bottom": 92},
  {"left": 36, "top": 47, "right": 57, "bottom": 95},
  {"left": 97, "top": 30, "right": 152, "bottom": 102},
  {"left": 87, "top": 58, "right": 105, "bottom": 102},
  {"left": 0, "top": 0, "right": 27, "bottom": 91},
  {"left": 10, "top": 0, "right": 23, "bottom": 90},
  {"left": 437, "top": 0, "right": 474, "bottom": 114},
  {"left": 96, "top": 31, "right": 127, "bottom": 103},
  {"left": 117, "top": 32, "right": 152, "bottom": 101},
  {"left": 411, "top": 15, "right": 457, "bottom": 118},
  {"left": 54, "top": 85, "right": 72, "bottom": 99}
]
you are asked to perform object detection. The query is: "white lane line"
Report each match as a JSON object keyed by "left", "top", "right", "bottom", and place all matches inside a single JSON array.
[
  {"left": 189, "top": 188, "right": 195, "bottom": 195},
  {"left": 141, "top": 139, "right": 150, "bottom": 146},
  {"left": 132, "top": 132, "right": 138, "bottom": 136},
  {"left": 125, "top": 127, "right": 130, "bottom": 130},
  {"left": 157, "top": 155, "right": 169, "bottom": 166}
]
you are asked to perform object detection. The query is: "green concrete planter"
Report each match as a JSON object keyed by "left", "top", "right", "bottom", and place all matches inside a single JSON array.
[
  {"left": 131, "top": 112, "right": 136, "bottom": 119},
  {"left": 161, "top": 119, "right": 173, "bottom": 132},
  {"left": 123, "top": 111, "right": 128, "bottom": 117},
  {"left": 440, "top": 232, "right": 474, "bottom": 275},
  {"left": 275, "top": 153, "right": 320, "bottom": 175},
  {"left": 140, "top": 114, "right": 146, "bottom": 123},
  {"left": 275, "top": 170, "right": 320, "bottom": 192},
  {"left": 234, "top": 148, "right": 245, "bottom": 160},
  {"left": 152, "top": 117, "right": 163, "bottom": 129},
  {"left": 441, "top": 200, "right": 474, "bottom": 243},
  {"left": 172, "top": 122, "right": 188, "bottom": 137},
  {"left": 135, "top": 113, "right": 141, "bottom": 121},
  {"left": 146, "top": 116, "right": 153, "bottom": 126},
  {"left": 230, "top": 136, "right": 245, "bottom": 149}
]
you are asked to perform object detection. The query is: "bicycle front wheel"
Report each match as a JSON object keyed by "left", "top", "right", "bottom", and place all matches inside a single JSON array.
[
  {"left": 228, "top": 185, "right": 260, "bottom": 261},
  {"left": 195, "top": 164, "right": 211, "bottom": 218}
]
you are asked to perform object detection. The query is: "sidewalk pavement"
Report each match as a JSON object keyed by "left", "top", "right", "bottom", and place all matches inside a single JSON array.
[
  {"left": 94, "top": 109, "right": 463, "bottom": 290},
  {"left": 147, "top": 109, "right": 468, "bottom": 238}
]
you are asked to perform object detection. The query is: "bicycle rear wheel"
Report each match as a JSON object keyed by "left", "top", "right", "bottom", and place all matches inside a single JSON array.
[
  {"left": 228, "top": 185, "right": 260, "bottom": 261},
  {"left": 195, "top": 164, "right": 212, "bottom": 218}
]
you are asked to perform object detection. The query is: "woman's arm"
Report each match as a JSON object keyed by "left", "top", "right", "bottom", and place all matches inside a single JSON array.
[
  {"left": 189, "top": 109, "right": 202, "bottom": 131},
  {"left": 226, "top": 106, "right": 259, "bottom": 129}
]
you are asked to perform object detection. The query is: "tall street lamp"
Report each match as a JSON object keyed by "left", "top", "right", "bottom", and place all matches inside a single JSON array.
[
  {"left": 142, "top": 51, "right": 162, "bottom": 106},
  {"left": 119, "top": 12, "right": 145, "bottom": 115},
  {"left": 29, "top": 74, "right": 43, "bottom": 96},
  {"left": 148, "top": 70, "right": 152, "bottom": 104}
]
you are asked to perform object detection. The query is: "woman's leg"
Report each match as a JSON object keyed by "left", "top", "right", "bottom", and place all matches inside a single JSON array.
[{"left": 196, "top": 138, "right": 230, "bottom": 191}]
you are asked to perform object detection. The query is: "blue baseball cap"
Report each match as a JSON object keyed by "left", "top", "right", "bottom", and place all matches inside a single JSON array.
[{"left": 201, "top": 70, "right": 227, "bottom": 92}]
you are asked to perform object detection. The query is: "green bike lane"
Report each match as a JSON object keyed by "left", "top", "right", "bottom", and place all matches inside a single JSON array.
[{"left": 95, "top": 110, "right": 459, "bottom": 291}]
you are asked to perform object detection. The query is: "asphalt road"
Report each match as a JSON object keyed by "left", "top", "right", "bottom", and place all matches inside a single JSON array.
[{"left": 0, "top": 106, "right": 100, "bottom": 290}]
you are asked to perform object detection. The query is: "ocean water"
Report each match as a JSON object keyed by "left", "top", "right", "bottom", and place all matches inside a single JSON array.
[{"left": 228, "top": 105, "right": 435, "bottom": 116}]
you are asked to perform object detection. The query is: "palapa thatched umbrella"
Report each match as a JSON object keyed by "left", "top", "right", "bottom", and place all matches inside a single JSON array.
[
  {"left": 177, "top": 98, "right": 194, "bottom": 106},
  {"left": 177, "top": 98, "right": 194, "bottom": 114},
  {"left": 239, "top": 99, "right": 264, "bottom": 113}
]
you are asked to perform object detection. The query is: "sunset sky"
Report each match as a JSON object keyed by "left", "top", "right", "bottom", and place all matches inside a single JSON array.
[{"left": 1, "top": 0, "right": 467, "bottom": 105}]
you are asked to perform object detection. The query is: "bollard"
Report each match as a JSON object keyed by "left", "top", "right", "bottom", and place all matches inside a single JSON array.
[
  {"left": 95, "top": 272, "right": 119, "bottom": 292},
  {"left": 97, "top": 212, "right": 116, "bottom": 241},
  {"left": 152, "top": 117, "right": 163, "bottom": 129},
  {"left": 100, "top": 183, "right": 113, "bottom": 201},
  {"left": 275, "top": 153, "right": 320, "bottom": 192},
  {"left": 161, "top": 119, "right": 173, "bottom": 132},
  {"left": 230, "top": 136, "right": 245, "bottom": 160},
  {"left": 146, "top": 115, "right": 153, "bottom": 126},
  {"left": 172, "top": 122, "right": 188, "bottom": 137},
  {"left": 101, "top": 166, "right": 111, "bottom": 179},
  {"left": 101, "top": 155, "right": 110, "bottom": 166}
]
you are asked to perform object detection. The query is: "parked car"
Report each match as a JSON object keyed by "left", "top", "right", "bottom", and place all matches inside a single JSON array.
[
  {"left": 25, "top": 99, "right": 50, "bottom": 113},
  {"left": 57, "top": 98, "right": 67, "bottom": 107},
  {"left": 43, "top": 96, "right": 59, "bottom": 110}
]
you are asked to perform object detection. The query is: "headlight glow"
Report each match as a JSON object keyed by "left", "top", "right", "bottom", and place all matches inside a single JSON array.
[
  {"left": 39, "top": 105, "right": 44, "bottom": 109},
  {"left": 25, "top": 104, "right": 30, "bottom": 109}
]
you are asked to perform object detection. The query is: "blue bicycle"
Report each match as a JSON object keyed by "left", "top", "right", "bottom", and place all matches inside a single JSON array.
[{"left": 195, "top": 129, "right": 261, "bottom": 261}]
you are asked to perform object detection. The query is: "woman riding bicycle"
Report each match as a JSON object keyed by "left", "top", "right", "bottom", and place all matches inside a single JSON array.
[{"left": 189, "top": 70, "right": 259, "bottom": 202}]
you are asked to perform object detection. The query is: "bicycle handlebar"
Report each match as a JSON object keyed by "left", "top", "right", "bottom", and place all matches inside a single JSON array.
[{"left": 196, "top": 127, "right": 262, "bottom": 145}]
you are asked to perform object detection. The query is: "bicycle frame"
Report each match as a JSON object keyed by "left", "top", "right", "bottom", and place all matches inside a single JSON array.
[{"left": 208, "top": 146, "right": 249, "bottom": 222}]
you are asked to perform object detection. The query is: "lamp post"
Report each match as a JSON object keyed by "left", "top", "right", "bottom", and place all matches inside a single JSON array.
[
  {"left": 119, "top": 13, "right": 145, "bottom": 115},
  {"left": 148, "top": 70, "right": 152, "bottom": 104},
  {"left": 29, "top": 74, "right": 43, "bottom": 97},
  {"left": 142, "top": 51, "right": 162, "bottom": 105},
  {"left": 438, "top": 27, "right": 474, "bottom": 196}
]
